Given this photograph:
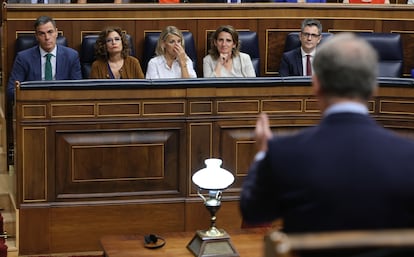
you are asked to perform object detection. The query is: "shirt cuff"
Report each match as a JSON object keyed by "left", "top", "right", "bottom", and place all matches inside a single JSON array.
[{"left": 254, "top": 151, "right": 266, "bottom": 162}]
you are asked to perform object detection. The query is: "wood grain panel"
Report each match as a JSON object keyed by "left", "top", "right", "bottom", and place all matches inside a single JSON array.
[
  {"left": 265, "top": 29, "right": 294, "bottom": 75},
  {"left": 51, "top": 103, "right": 95, "bottom": 118},
  {"left": 394, "top": 31, "right": 414, "bottom": 77},
  {"left": 49, "top": 202, "right": 186, "bottom": 252},
  {"left": 19, "top": 208, "right": 50, "bottom": 254},
  {"left": 55, "top": 128, "right": 182, "bottom": 199},
  {"left": 262, "top": 99, "right": 303, "bottom": 113},
  {"left": 71, "top": 144, "right": 164, "bottom": 181},
  {"left": 22, "top": 127, "right": 47, "bottom": 202},
  {"left": 143, "top": 101, "right": 186, "bottom": 116},
  {"left": 22, "top": 104, "right": 46, "bottom": 119},
  {"left": 190, "top": 101, "right": 213, "bottom": 115},
  {"left": 304, "top": 99, "right": 320, "bottom": 112},
  {"left": 217, "top": 100, "right": 259, "bottom": 115},
  {"left": 97, "top": 102, "right": 140, "bottom": 117},
  {"left": 235, "top": 141, "right": 256, "bottom": 176},
  {"left": 368, "top": 101, "right": 375, "bottom": 113},
  {"left": 380, "top": 100, "right": 414, "bottom": 115},
  {"left": 189, "top": 123, "right": 212, "bottom": 195},
  {"left": 219, "top": 126, "right": 256, "bottom": 186}
]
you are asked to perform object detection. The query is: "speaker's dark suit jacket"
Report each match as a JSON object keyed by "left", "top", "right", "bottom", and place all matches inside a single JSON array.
[
  {"left": 279, "top": 47, "right": 303, "bottom": 77},
  {"left": 240, "top": 112, "right": 414, "bottom": 233},
  {"left": 7, "top": 44, "right": 82, "bottom": 102}
]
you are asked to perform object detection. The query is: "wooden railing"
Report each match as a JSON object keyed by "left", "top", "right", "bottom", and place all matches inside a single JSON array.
[{"left": 265, "top": 229, "right": 414, "bottom": 257}]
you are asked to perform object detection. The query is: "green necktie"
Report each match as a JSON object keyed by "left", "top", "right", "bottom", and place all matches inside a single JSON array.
[{"left": 45, "top": 53, "right": 53, "bottom": 80}]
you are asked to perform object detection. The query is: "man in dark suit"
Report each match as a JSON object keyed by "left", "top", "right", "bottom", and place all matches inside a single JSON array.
[
  {"left": 6, "top": 16, "right": 82, "bottom": 165},
  {"left": 279, "top": 19, "right": 322, "bottom": 77},
  {"left": 240, "top": 33, "right": 414, "bottom": 234},
  {"left": 7, "top": 15, "right": 82, "bottom": 102}
]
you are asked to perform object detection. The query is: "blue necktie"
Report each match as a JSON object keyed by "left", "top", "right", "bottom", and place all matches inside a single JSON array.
[
  {"left": 45, "top": 53, "right": 53, "bottom": 80},
  {"left": 231, "top": 0, "right": 238, "bottom": 3}
]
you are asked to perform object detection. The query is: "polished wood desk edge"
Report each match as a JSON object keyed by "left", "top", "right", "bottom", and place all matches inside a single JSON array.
[
  {"left": 15, "top": 77, "right": 414, "bottom": 90},
  {"left": 102, "top": 227, "right": 271, "bottom": 241},
  {"left": 5, "top": 3, "right": 414, "bottom": 10},
  {"left": 266, "top": 228, "right": 414, "bottom": 251},
  {"left": 101, "top": 227, "right": 271, "bottom": 257}
]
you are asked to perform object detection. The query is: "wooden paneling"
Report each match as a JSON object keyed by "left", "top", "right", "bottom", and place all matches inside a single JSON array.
[
  {"left": 22, "top": 127, "right": 47, "bottom": 202},
  {"left": 48, "top": 203, "right": 187, "bottom": 252},
  {"left": 19, "top": 208, "right": 50, "bottom": 254},
  {"left": 13, "top": 78, "right": 414, "bottom": 254},
  {"left": 189, "top": 122, "right": 212, "bottom": 194},
  {"left": 54, "top": 128, "right": 183, "bottom": 199}
]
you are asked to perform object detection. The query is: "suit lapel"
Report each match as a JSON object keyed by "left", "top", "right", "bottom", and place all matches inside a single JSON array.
[
  {"left": 295, "top": 49, "right": 303, "bottom": 76},
  {"left": 55, "top": 45, "right": 62, "bottom": 79},
  {"left": 32, "top": 47, "right": 42, "bottom": 81}
]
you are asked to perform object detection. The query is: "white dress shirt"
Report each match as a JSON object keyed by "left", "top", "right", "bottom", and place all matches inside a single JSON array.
[
  {"left": 301, "top": 48, "right": 316, "bottom": 76},
  {"left": 145, "top": 55, "right": 197, "bottom": 79},
  {"left": 39, "top": 46, "right": 57, "bottom": 80}
]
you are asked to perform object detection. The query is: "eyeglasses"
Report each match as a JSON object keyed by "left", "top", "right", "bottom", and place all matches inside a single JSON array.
[
  {"left": 301, "top": 32, "right": 321, "bottom": 39},
  {"left": 106, "top": 37, "right": 121, "bottom": 44}
]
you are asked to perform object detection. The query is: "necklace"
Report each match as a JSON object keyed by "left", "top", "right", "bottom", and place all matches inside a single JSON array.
[{"left": 108, "top": 58, "right": 124, "bottom": 79}]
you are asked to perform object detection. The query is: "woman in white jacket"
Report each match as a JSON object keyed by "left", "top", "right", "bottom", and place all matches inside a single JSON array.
[{"left": 203, "top": 25, "right": 256, "bottom": 78}]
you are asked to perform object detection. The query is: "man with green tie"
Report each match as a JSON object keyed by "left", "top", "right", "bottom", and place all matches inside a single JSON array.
[
  {"left": 6, "top": 15, "right": 82, "bottom": 164},
  {"left": 7, "top": 15, "right": 82, "bottom": 102}
]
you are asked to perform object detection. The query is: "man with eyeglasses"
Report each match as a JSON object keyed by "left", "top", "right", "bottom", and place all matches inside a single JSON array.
[{"left": 279, "top": 19, "right": 322, "bottom": 77}]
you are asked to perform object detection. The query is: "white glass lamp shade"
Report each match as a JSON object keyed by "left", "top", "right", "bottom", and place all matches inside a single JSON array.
[{"left": 192, "top": 158, "right": 235, "bottom": 190}]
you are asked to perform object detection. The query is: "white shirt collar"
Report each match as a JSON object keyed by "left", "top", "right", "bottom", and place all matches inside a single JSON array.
[
  {"left": 39, "top": 45, "right": 57, "bottom": 57},
  {"left": 301, "top": 48, "right": 316, "bottom": 58},
  {"left": 324, "top": 101, "right": 369, "bottom": 117}
]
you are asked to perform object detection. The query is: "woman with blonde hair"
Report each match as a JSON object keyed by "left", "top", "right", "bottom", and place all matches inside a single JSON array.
[{"left": 145, "top": 26, "right": 197, "bottom": 79}]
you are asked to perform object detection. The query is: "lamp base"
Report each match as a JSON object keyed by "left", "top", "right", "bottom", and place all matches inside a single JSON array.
[{"left": 187, "top": 229, "right": 239, "bottom": 257}]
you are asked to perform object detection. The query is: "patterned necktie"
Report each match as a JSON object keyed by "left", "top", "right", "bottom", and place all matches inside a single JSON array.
[
  {"left": 306, "top": 54, "right": 312, "bottom": 76},
  {"left": 45, "top": 53, "right": 53, "bottom": 80}
]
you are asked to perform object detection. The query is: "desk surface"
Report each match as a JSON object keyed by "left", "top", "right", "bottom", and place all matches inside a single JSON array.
[{"left": 101, "top": 228, "right": 270, "bottom": 257}]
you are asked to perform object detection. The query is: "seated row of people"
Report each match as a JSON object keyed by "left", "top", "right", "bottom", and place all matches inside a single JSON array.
[
  {"left": 7, "top": 15, "right": 256, "bottom": 99},
  {"left": 91, "top": 23, "right": 256, "bottom": 79},
  {"left": 7, "top": 15, "right": 406, "bottom": 105}
]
